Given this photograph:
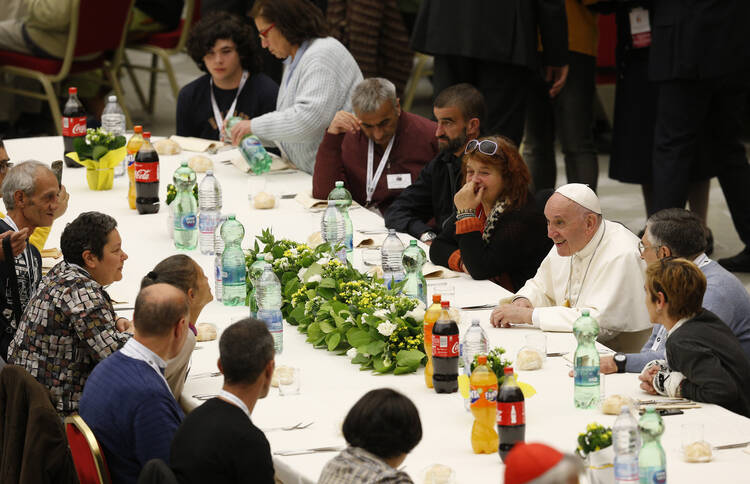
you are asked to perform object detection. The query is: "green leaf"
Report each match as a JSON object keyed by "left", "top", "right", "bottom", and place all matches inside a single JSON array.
[
  {"left": 396, "top": 348, "right": 425, "bottom": 369},
  {"left": 351, "top": 353, "right": 370, "bottom": 365},
  {"left": 326, "top": 332, "right": 341, "bottom": 351},
  {"left": 373, "top": 358, "right": 395, "bottom": 373},
  {"left": 363, "top": 340, "right": 385, "bottom": 356},
  {"left": 394, "top": 365, "right": 418, "bottom": 375},
  {"left": 92, "top": 144, "right": 108, "bottom": 161},
  {"left": 307, "top": 322, "right": 322, "bottom": 341},
  {"left": 318, "top": 287, "right": 336, "bottom": 299},
  {"left": 319, "top": 320, "right": 335, "bottom": 334},
  {"left": 346, "top": 328, "right": 371, "bottom": 347},
  {"left": 287, "top": 304, "right": 306, "bottom": 324},
  {"left": 319, "top": 277, "right": 336, "bottom": 289},
  {"left": 330, "top": 300, "right": 349, "bottom": 314}
]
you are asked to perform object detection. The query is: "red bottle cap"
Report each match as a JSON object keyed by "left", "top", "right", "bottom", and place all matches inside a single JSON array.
[
  {"left": 432, "top": 294, "right": 441, "bottom": 303},
  {"left": 477, "top": 354, "right": 487, "bottom": 365},
  {"left": 143, "top": 132, "right": 151, "bottom": 139},
  {"left": 440, "top": 301, "right": 450, "bottom": 309},
  {"left": 68, "top": 87, "right": 77, "bottom": 94},
  {"left": 504, "top": 367, "right": 514, "bottom": 375},
  {"left": 134, "top": 125, "right": 143, "bottom": 133}
]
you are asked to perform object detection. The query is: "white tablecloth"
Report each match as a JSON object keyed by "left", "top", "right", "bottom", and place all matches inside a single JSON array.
[{"left": 6, "top": 137, "right": 750, "bottom": 484}]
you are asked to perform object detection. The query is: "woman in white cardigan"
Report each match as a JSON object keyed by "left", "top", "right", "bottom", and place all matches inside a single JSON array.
[{"left": 229, "top": 0, "right": 363, "bottom": 175}]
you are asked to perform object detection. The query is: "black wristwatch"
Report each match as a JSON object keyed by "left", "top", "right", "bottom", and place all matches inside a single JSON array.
[
  {"left": 614, "top": 353, "right": 627, "bottom": 373},
  {"left": 420, "top": 231, "right": 436, "bottom": 242}
]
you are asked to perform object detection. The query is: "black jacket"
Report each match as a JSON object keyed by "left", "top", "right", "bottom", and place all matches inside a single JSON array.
[
  {"left": 429, "top": 192, "right": 551, "bottom": 292},
  {"left": 666, "top": 310, "right": 750, "bottom": 418},
  {"left": 648, "top": 0, "right": 750, "bottom": 81},
  {"left": 383, "top": 150, "right": 462, "bottom": 239},
  {"left": 410, "top": 0, "right": 568, "bottom": 69}
]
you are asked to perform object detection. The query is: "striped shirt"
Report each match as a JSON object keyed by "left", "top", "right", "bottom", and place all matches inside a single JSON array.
[{"left": 318, "top": 446, "right": 413, "bottom": 484}]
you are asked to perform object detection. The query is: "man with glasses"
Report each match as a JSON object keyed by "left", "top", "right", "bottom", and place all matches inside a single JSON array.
[
  {"left": 313, "top": 78, "right": 438, "bottom": 215},
  {"left": 491, "top": 183, "right": 653, "bottom": 353},
  {"left": 384, "top": 84, "right": 485, "bottom": 243},
  {"left": 599, "top": 208, "right": 750, "bottom": 374},
  {"left": 177, "top": 12, "right": 278, "bottom": 141}
]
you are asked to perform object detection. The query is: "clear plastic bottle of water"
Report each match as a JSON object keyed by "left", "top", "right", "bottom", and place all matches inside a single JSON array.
[
  {"left": 198, "top": 170, "right": 222, "bottom": 254},
  {"left": 255, "top": 264, "right": 283, "bottom": 354},
  {"left": 401, "top": 240, "right": 426, "bottom": 304},
  {"left": 248, "top": 253, "right": 268, "bottom": 318},
  {"left": 462, "top": 319, "right": 489, "bottom": 376},
  {"left": 101, "top": 95, "right": 126, "bottom": 177},
  {"left": 328, "top": 181, "right": 353, "bottom": 263},
  {"left": 573, "top": 309, "right": 600, "bottom": 409},
  {"left": 220, "top": 215, "right": 246, "bottom": 306},
  {"left": 172, "top": 161, "right": 198, "bottom": 250},
  {"left": 213, "top": 215, "right": 226, "bottom": 302},
  {"left": 381, "top": 229, "right": 405, "bottom": 288},
  {"left": 613, "top": 406, "right": 641, "bottom": 484},
  {"left": 321, "top": 200, "right": 346, "bottom": 263},
  {"left": 638, "top": 407, "right": 666, "bottom": 484}
]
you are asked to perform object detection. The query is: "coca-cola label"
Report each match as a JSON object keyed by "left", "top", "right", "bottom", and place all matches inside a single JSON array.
[
  {"left": 497, "top": 401, "right": 525, "bottom": 426},
  {"left": 134, "top": 163, "right": 159, "bottom": 183},
  {"left": 433, "top": 334, "right": 459, "bottom": 358},
  {"left": 470, "top": 384, "right": 498, "bottom": 408},
  {"left": 180, "top": 214, "right": 197, "bottom": 229},
  {"left": 62, "top": 116, "right": 87, "bottom": 137}
]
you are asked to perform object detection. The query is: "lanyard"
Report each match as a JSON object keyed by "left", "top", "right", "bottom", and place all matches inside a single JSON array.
[
  {"left": 218, "top": 389, "right": 251, "bottom": 419},
  {"left": 210, "top": 71, "right": 249, "bottom": 142},
  {"left": 366, "top": 136, "right": 395, "bottom": 204}
]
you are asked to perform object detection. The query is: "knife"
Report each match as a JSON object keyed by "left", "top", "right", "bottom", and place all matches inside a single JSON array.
[
  {"left": 460, "top": 304, "right": 495, "bottom": 310},
  {"left": 274, "top": 445, "right": 345, "bottom": 456},
  {"left": 714, "top": 441, "right": 750, "bottom": 450}
]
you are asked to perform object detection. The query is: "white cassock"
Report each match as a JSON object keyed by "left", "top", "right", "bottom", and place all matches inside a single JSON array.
[{"left": 509, "top": 219, "right": 652, "bottom": 343}]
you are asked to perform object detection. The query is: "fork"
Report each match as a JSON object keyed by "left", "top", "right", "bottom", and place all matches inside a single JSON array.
[
  {"left": 262, "top": 421, "right": 314, "bottom": 432},
  {"left": 189, "top": 371, "right": 221, "bottom": 379}
]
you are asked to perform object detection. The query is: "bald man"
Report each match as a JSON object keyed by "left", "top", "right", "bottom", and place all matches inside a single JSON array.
[
  {"left": 80, "top": 283, "right": 189, "bottom": 484},
  {"left": 491, "top": 183, "right": 652, "bottom": 353}
]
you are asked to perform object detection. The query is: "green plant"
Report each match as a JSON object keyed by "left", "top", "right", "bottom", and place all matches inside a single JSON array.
[
  {"left": 73, "top": 127, "right": 125, "bottom": 161},
  {"left": 470, "top": 347, "right": 512, "bottom": 384},
  {"left": 165, "top": 183, "right": 198, "bottom": 205},
  {"left": 576, "top": 422, "right": 612, "bottom": 458}
]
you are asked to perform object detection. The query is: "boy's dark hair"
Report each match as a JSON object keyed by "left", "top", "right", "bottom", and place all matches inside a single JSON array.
[
  {"left": 61, "top": 212, "right": 117, "bottom": 266},
  {"left": 187, "top": 11, "right": 261, "bottom": 74},
  {"left": 342, "top": 388, "right": 422, "bottom": 459},
  {"left": 219, "top": 318, "right": 275, "bottom": 385}
]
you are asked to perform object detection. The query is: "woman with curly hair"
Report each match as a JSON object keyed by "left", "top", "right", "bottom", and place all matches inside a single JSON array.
[
  {"left": 177, "top": 11, "right": 278, "bottom": 140},
  {"left": 430, "top": 136, "right": 551, "bottom": 291}
]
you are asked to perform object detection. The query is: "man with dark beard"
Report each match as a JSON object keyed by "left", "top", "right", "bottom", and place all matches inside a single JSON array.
[{"left": 384, "top": 84, "right": 485, "bottom": 243}]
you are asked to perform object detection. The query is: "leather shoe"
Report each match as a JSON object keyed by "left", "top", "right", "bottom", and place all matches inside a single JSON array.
[{"left": 718, "top": 248, "right": 750, "bottom": 272}]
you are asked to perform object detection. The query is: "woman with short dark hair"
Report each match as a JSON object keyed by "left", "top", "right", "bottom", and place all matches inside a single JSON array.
[{"left": 319, "top": 388, "right": 422, "bottom": 483}]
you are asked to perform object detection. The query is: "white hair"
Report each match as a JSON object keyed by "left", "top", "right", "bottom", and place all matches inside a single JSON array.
[
  {"left": 2, "top": 160, "right": 50, "bottom": 210},
  {"left": 351, "top": 77, "right": 397, "bottom": 114},
  {"left": 528, "top": 454, "right": 584, "bottom": 484}
]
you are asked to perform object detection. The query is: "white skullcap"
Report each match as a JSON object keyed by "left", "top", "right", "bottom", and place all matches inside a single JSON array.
[{"left": 554, "top": 183, "right": 601, "bottom": 214}]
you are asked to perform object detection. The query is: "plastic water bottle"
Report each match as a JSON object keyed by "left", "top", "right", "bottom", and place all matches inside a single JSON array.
[
  {"left": 321, "top": 200, "right": 346, "bottom": 263},
  {"left": 213, "top": 215, "right": 227, "bottom": 302},
  {"left": 613, "top": 406, "right": 641, "bottom": 484},
  {"left": 638, "top": 407, "right": 666, "bottom": 484},
  {"left": 226, "top": 117, "right": 273, "bottom": 174},
  {"left": 381, "top": 229, "right": 405, "bottom": 289},
  {"left": 220, "top": 215, "right": 246, "bottom": 306},
  {"left": 101, "top": 95, "right": 126, "bottom": 177},
  {"left": 401, "top": 240, "right": 426, "bottom": 304},
  {"left": 198, "top": 170, "right": 222, "bottom": 254},
  {"left": 248, "top": 253, "right": 268, "bottom": 318},
  {"left": 462, "top": 319, "right": 489, "bottom": 376},
  {"left": 255, "top": 264, "right": 283, "bottom": 354},
  {"left": 573, "top": 309, "right": 600, "bottom": 409},
  {"left": 172, "top": 162, "right": 198, "bottom": 250},
  {"left": 328, "top": 181, "right": 353, "bottom": 263}
]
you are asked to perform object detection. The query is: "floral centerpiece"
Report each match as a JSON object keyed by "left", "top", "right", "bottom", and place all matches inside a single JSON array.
[
  {"left": 245, "top": 229, "right": 426, "bottom": 375},
  {"left": 470, "top": 347, "right": 512, "bottom": 383},
  {"left": 65, "top": 128, "right": 126, "bottom": 190},
  {"left": 576, "top": 422, "right": 614, "bottom": 484}
]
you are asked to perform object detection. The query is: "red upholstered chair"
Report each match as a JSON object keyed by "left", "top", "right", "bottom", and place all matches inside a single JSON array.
[
  {"left": 65, "top": 414, "right": 112, "bottom": 484},
  {"left": 0, "top": 0, "right": 136, "bottom": 134},
  {"left": 122, "top": 0, "right": 201, "bottom": 113}
]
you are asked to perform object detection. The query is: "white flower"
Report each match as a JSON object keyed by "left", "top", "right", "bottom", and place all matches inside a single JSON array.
[
  {"left": 297, "top": 267, "right": 307, "bottom": 281},
  {"left": 377, "top": 321, "right": 397, "bottom": 337},
  {"left": 289, "top": 247, "right": 298, "bottom": 257},
  {"left": 317, "top": 257, "right": 330, "bottom": 265},
  {"left": 346, "top": 347, "right": 358, "bottom": 359},
  {"left": 308, "top": 274, "right": 322, "bottom": 283},
  {"left": 373, "top": 309, "right": 389, "bottom": 319},
  {"left": 406, "top": 300, "right": 426, "bottom": 323}
]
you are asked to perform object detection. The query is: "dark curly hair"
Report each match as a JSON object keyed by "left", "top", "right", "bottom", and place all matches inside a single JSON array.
[
  {"left": 250, "top": 0, "right": 329, "bottom": 46},
  {"left": 61, "top": 212, "right": 117, "bottom": 266},
  {"left": 186, "top": 11, "right": 262, "bottom": 74}
]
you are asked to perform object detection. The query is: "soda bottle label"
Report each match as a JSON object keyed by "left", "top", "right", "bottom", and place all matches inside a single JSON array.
[
  {"left": 62, "top": 116, "right": 87, "bottom": 137},
  {"left": 574, "top": 366, "right": 600, "bottom": 386},
  {"left": 180, "top": 214, "right": 197, "bottom": 229},
  {"left": 199, "top": 214, "right": 218, "bottom": 232},
  {"left": 222, "top": 264, "right": 246, "bottom": 284},
  {"left": 433, "top": 334, "right": 459, "bottom": 358},
  {"left": 614, "top": 460, "right": 639, "bottom": 481},
  {"left": 497, "top": 401, "right": 525, "bottom": 426},
  {"left": 470, "top": 384, "right": 498, "bottom": 408},
  {"left": 639, "top": 467, "right": 666, "bottom": 484},
  {"left": 134, "top": 163, "right": 159, "bottom": 183}
]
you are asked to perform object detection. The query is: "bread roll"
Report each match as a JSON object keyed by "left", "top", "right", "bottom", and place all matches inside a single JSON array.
[
  {"left": 195, "top": 323, "right": 217, "bottom": 342},
  {"left": 188, "top": 155, "right": 213, "bottom": 173},
  {"left": 154, "top": 139, "right": 181, "bottom": 155},
  {"left": 271, "top": 366, "right": 295, "bottom": 388},
  {"left": 684, "top": 441, "right": 712, "bottom": 462},
  {"left": 423, "top": 464, "right": 454, "bottom": 484},
  {"left": 601, "top": 394, "right": 633, "bottom": 415},
  {"left": 253, "top": 191, "right": 276, "bottom": 209},
  {"left": 516, "top": 348, "right": 544, "bottom": 370}
]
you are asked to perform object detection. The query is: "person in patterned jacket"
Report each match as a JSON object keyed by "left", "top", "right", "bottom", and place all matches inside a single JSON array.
[{"left": 8, "top": 211, "right": 132, "bottom": 415}]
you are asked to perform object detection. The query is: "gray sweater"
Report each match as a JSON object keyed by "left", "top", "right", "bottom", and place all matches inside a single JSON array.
[
  {"left": 251, "top": 37, "right": 363, "bottom": 174},
  {"left": 626, "top": 259, "right": 750, "bottom": 372}
]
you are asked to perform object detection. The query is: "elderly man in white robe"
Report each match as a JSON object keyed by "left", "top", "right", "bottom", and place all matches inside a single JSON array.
[{"left": 490, "top": 183, "right": 652, "bottom": 353}]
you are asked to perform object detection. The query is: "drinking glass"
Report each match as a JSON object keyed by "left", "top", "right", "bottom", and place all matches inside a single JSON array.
[
  {"left": 278, "top": 366, "right": 301, "bottom": 396},
  {"left": 247, "top": 176, "right": 267, "bottom": 203},
  {"left": 681, "top": 423, "right": 712, "bottom": 462}
]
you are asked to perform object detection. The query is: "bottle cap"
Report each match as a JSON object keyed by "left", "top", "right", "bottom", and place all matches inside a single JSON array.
[
  {"left": 134, "top": 125, "right": 143, "bottom": 133},
  {"left": 432, "top": 294, "right": 441, "bottom": 303},
  {"left": 143, "top": 131, "right": 151, "bottom": 139},
  {"left": 410, "top": 240, "right": 417, "bottom": 246},
  {"left": 108, "top": 95, "right": 117, "bottom": 102},
  {"left": 68, "top": 87, "right": 77, "bottom": 94},
  {"left": 440, "top": 301, "right": 450, "bottom": 309},
  {"left": 581, "top": 309, "right": 590, "bottom": 317},
  {"left": 477, "top": 354, "right": 487, "bottom": 365},
  {"left": 504, "top": 367, "right": 514, "bottom": 375},
  {"left": 335, "top": 180, "right": 344, "bottom": 187},
  {"left": 206, "top": 170, "right": 213, "bottom": 175},
  {"left": 327, "top": 200, "right": 336, "bottom": 206}
]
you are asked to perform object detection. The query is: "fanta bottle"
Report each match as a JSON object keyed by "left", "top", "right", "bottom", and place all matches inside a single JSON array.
[
  {"left": 423, "top": 294, "right": 441, "bottom": 388},
  {"left": 470, "top": 354, "right": 499, "bottom": 454}
]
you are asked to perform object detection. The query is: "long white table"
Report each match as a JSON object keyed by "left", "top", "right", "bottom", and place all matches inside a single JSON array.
[{"left": 6, "top": 136, "right": 750, "bottom": 484}]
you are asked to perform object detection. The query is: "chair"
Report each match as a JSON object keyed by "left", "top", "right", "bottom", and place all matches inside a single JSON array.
[
  {"left": 65, "top": 414, "right": 112, "bottom": 484},
  {"left": 137, "top": 459, "right": 178, "bottom": 484},
  {"left": 122, "top": 0, "right": 201, "bottom": 114},
  {"left": 0, "top": 0, "right": 135, "bottom": 135},
  {"left": 402, "top": 53, "right": 433, "bottom": 113}
]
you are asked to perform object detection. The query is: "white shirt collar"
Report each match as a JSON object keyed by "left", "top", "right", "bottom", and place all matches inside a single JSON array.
[
  {"left": 692, "top": 253, "right": 711, "bottom": 268},
  {"left": 574, "top": 220, "right": 606, "bottom": 260},
  {"left": 218, "top": 389, "right": 251, "bottom": 419},
  {"left": 120, "top": 338, "right": 170, "bottom": 391},
  {"left": 3, "top": 214, "right": 19, "bottom": 231},
  {"left": 667, "top": 317, "right": 690, "bottom": 337}
]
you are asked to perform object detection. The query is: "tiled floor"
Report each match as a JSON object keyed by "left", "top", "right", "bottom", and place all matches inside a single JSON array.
[{"left": 122, "top": 51, "right": 750, "bottom": 289}]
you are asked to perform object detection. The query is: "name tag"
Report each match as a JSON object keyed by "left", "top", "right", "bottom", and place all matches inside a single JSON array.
[
  {"left": 629, "top": 7, "right": 652, "bottom": 48},
  {"left": 387, "top": 173, "right": 411, "bottom": 190}
]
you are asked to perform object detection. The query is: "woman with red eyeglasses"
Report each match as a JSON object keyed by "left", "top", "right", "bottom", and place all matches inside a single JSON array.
[
  {"left": 226, "top": 0, "right": 363, "bottom": 175},
  {"left": 429, "top": 136, "right": 551, "bottom": 292}
]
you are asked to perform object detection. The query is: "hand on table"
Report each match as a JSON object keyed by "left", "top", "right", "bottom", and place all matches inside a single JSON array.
[
  {"left": 490, "top": 299, "right": 533, "bottom": 328},
  {"left": 545, "top": 64, "right": 569, "bottom": 98},
  {"left": 327, "top": 111, "right": 360, "bottom": 135},
  {"left": 227, "top": 119, "right": 253, "bottom": 146},
  {"left": 639, "top": 364, "right": 660, "bottom": 395},
  {"left": 599, "top": 355, "right": 618, "bottom": 374},
  {"left": 0, "top": 228, "right": 29, "bottom": 261},
  {"left": 54, "top": 185, "right": 69, "bottom": 220},
  {"left": 454, "top": 180, "right": 483, "bottom": 211}
]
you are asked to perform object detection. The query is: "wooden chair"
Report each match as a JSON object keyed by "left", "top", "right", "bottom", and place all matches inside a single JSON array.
[
  {"left": 65, "top": 414, "right": 112, "bottom": 484},
  {"left": 122, "top": 0, "right": 201, "bottom": 114},
  {"left": 402, "top": 53, "right": 434, "bottom": 113},
  {"left": 0, "top": 0, "right": 136, "bottom": 134}
]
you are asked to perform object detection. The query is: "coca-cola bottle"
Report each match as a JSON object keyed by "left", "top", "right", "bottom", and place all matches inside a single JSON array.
[
  {"left": 134, "top": 132, "right": 160, "bottom": 214},
  {"left": 497, "top": 366, "right": 525, "bottom": 461},
  {"left": 432, "top": 300, "right": 459, "bottom": 393},
  {"left": 62, "top": 87, "right": 87, "bottom": 168}
]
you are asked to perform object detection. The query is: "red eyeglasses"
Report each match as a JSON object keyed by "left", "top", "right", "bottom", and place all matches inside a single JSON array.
[{"left": 259, "top": 23, "right": 275, "bottom": 38}]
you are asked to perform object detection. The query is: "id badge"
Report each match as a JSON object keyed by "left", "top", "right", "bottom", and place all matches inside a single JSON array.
[
  {"left": 629, "top": 7, "right": 652, "bottom": 48},
  {"left": 387, "top": 173, "right": 411, "bottom": 190}
]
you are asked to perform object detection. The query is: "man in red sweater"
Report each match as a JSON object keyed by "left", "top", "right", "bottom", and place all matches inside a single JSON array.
[{"left": 313, "top": 77, "right": 439, "bottom": 214}]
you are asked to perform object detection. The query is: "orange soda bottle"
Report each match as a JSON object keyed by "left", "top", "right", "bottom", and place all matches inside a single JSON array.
[
  {"left": 470, "top": 354, "right": 499, "bottom": 454},
  {"left": 424, "top": 294, "right": 441, "bottom": 388},
  {"left": 126, "top": 125, "right": 144, "bottom": 209}
]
